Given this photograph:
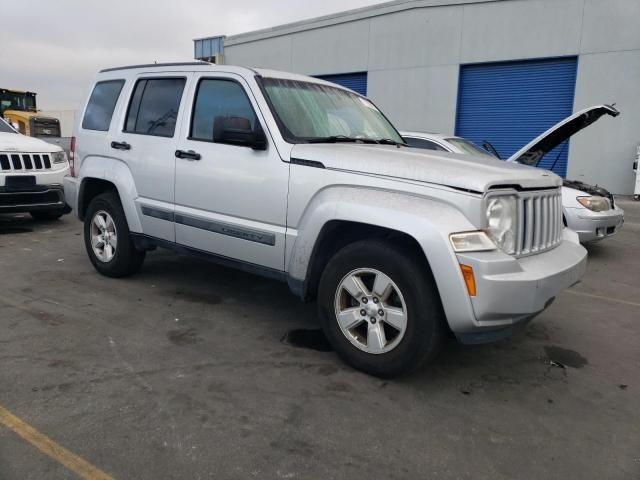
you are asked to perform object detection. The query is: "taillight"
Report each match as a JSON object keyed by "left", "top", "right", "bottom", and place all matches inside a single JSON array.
[{"left": 69, "top": 136, "right": 76, "bottom": 177}]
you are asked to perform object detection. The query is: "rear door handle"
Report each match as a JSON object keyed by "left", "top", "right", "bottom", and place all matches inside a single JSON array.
[
  {"left": 111, "top": 141, "right": 131, "bottom": 151},
  {"left": 175, "top": 149, "right": 201, "bottom": 161}
]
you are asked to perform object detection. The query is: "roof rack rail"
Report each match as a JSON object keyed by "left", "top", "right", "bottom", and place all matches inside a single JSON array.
[{"left": 99, "top": 62, "right": 211, "bottom": 73}]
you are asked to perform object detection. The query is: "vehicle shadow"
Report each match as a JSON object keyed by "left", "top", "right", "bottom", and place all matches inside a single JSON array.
[{"left": 0, "top": 213, "right": 36, "bottom": 234}]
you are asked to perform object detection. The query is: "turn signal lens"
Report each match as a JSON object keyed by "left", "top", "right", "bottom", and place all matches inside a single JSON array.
[
  {"left": 450, "top": 231, "right": 496, "bottom": 252},
  {"left": 460, "top": 264, "right": 477, "bottom": 297}
]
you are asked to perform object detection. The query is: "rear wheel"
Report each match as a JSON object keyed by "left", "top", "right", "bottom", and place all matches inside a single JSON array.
[
  {"left": 318, "top": 239, "right": 445, "bottom": 378},
  {"left": 84, "top": 192, "right": 145, "bottom": 277}
]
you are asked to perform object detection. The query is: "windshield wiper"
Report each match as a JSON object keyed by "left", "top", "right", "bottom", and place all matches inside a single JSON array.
[
  {"left": 306, "top": 135, "right": 379, "bottom": 144},
  {"left": 376, "top": 138, "right": 407, "bottom": 146},
  {"left": 306, "top": 136, "right": 406, "bottom": 146}
]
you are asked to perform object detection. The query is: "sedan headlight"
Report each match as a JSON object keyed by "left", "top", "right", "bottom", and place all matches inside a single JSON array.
[
  {"left": 52, "top": 151, "right": 67, "bottom": 164},
  {"left": 577, "top": 196, "right": 609, "bottom": 212},
  {"left": 485, "top": 195, "right": 518, "bottom": 255}
]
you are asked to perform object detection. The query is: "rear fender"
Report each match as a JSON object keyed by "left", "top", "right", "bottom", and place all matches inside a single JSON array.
[{"left": 79, "top": 156, "right": 142, "bottom": 232}]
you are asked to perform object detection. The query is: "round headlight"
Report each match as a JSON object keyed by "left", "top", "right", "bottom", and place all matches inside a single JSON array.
[{"left": 486, "top": 196, "right": 517, "bottom": 254}]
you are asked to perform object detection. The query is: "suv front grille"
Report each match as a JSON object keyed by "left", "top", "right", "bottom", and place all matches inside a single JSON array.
[
  {"left": 0, "top": 153, "right": 52, "bottom": 172},
  {"left": 515, "top": 190, "right": 563, "bottom": 256}
]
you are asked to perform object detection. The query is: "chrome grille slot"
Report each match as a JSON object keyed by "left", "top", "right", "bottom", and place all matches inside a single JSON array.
[
  {"left": 515, "top": 190, "right": 563, "bottom": 256},
  {"left": 0, "top": 152, "right": 53, "bottom": 172}
]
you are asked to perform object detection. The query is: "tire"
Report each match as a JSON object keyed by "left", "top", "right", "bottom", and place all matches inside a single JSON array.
[
  {"left": 84, "top": 192, "right": 145, "bottom": 278},
  {"left": 317, "top": 239, "right": 446, "bottom": 378},
  {"left": 30, "top": 210, "right": 65, "bottom": 221}
]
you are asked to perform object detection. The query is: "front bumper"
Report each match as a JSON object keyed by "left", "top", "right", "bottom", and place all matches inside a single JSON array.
[
  {"left": 453, "top": 229, "right": 587, "bottom": 344},
  {"left": 0, "top": 184, "right": 67, "bottom": 213},
  {"left": 565, "top": 206, "right": 624, "bottom": 243}
]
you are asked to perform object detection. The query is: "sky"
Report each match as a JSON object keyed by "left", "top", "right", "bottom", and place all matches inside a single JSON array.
[{"left": 1, "top": 0, "right": 382, "bottom": 111}]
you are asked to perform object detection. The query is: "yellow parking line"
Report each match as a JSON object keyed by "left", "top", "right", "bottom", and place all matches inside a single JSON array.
[
  {"left": 566, "top": 289, "right": 640, "bottom": 308},
  {"left": 0, "top": 404, "right": 113, "bottom": 480}
]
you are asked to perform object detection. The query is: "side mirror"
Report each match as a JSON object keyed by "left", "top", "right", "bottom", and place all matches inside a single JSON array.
[{"left": 212, "top": 116, "right": 267, "bottom": 150}]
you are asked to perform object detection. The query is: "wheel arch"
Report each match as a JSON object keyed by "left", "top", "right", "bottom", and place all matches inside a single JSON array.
[
  {"left": 298, "top": 220, "right": 430, "bottom": 303},
  {"left": 77, "top": 156, "right": 142, "bottom": 232},
  {"left": 286, "top": 187, "right": 478, "bottom": 331}
]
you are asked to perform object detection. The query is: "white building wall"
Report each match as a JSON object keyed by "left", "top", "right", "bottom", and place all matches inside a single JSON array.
[{"left": 223, "top": 0, "right": 640, "bottom": 193}]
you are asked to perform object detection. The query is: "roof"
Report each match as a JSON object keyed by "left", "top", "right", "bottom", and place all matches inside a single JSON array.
[
  {"left": 223, "top": 0, "right": 506, "bottom": 46},
  {"left": 94, "top": 63, "right": 354, "bottom": 91}
]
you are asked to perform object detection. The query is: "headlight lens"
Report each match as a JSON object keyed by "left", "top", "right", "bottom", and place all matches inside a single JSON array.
[
  {"left": 52, "top": 151, "right": 67, "bottom": 164},
  {"left": 485, "top": 195, "right": 518, "bottom": 255},
  {"left": 577, "top": 196, "right": 609, "bottom": 212},
  {"left": 450, "top": 231, "right": 496, "bottom": 252}
]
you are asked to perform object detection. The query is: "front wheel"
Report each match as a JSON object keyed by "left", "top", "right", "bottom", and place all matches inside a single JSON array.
[
  {"left": 84, "top": 192, "right": 145, "bottom": 278},
  {"left": 318, "top": 239, "right": 446, "bottom": 378}
]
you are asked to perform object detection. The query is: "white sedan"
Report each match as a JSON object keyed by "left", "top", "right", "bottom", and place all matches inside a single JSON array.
[{"left": 402, "top": 105, "right": 624, "bottom": 243}]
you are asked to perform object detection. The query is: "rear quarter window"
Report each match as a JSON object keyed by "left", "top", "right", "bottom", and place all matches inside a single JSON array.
[{"left": 82, "top": 80, "right": 125, "bottom": 131}]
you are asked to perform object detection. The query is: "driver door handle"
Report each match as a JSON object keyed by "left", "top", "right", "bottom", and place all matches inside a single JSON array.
[
  {"left": 175, "top": 149, "right": 201, "bottom": 161},
  {"left": 111, "top": 141, "right": 131, "bottom": 151}
]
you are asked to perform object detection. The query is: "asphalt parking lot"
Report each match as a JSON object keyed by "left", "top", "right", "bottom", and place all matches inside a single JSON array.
[{"left": 1, "top": 199, "right": 639, "bottom": 480}]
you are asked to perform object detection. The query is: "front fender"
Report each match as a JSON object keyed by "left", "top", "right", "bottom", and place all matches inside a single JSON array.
[
  {"left": 286, "top": 186, "right": 479, "bottom": 331},
  {"left": 78, "top": 156, "right": 142, "bottom": 232}
]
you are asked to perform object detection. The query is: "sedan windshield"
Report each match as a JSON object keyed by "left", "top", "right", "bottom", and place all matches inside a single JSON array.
[
  {"left": 0, "top": 118, "right": 17, "bottom": 133},
  {"left": 261, "top": 78, "right": 404, "bottom": 144},
  {"left": 446, "top": 137, "right": 495, "bottom": 158}
]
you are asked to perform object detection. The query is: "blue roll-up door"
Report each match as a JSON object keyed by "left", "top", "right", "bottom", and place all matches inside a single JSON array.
[
  {"left": 455, "top": 57, "right": 577, "bottom": 177},
  {"left": 315, "top": 72, "right": 368, "bottom": 96}
]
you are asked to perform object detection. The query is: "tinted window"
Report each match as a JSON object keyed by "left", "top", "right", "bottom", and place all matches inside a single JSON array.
[
  {"left": 191, "top": 79, "right": 256, "bottom": 142},
  {"left": 446, "top": 137, "right": 496, "bottom": 158},
  {"left": 0, "top": 118, "right": 16, "bottom": 133},
  {"left": 125, "top": 78, "right": 185, "bottom": 137},
  {"left": 82, "top": 80, "right": 124, "bottom": 131},
  {"left": 404, "top": 137, "right": 448, "bottom": 151}
]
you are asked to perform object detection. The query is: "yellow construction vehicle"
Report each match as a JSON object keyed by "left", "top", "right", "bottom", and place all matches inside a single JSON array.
[{"left": 0, "top": 88, "right": 61, "bottom": 138}]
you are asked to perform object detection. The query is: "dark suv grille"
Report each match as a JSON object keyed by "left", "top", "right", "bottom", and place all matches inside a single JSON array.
[
  {"left": 30, "top": 119, "right": 61, "bottom": 137},
  {"left": 0, "top": 153, "right": 52, "bottom": 171}
]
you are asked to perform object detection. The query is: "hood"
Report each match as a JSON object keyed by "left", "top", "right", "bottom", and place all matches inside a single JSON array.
[
  {"left": 507, "top": 104, "right": 619, "bottom": 165},
  {"left": 563, "top": 178, "right": 615, "bottom": 207},
  {"left": 291, "top": 143, "right": 561, "bottom": 192},
  {"left": 0, "top": 131, "right": 62, "bottom": 153}
]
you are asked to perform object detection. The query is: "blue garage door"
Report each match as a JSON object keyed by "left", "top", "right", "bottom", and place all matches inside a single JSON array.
[
  {"left": 455, "top": 57, "right": 577, "bottom": 177},
  {"left": 315, "top": 72, "right": 368, "bottom": 96}
]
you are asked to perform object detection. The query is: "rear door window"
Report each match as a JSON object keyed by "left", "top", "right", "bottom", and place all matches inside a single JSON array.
[
  {"left": 124, "top": 78, "right": 186, "bottom": 137},
  {"left": 82, "top": 80, "right": 125, "bottom": 131}
]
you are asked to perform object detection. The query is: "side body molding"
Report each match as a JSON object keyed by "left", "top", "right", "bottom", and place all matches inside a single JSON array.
[
  {"left": 78, "top": 156, "right": 143, "bottom": 232},
  {"left": 285, "top": 186, "right": 479, "bottom": 331}
]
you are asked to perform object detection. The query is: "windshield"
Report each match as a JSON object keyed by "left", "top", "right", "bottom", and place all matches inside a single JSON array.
[
  {"left": 261, "top": 78, "right": 404, "bottom": 144},
  {"left": 446, "top": 137, "right": 495, "bottom": 158},
  {"left": 0, "top": 117, "right": 17, "bottom": 133}
]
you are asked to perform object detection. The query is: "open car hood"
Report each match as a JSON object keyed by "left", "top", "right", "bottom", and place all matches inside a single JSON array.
[{"left": 507, "top": 104, "right": 620, "bottom": 166}]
